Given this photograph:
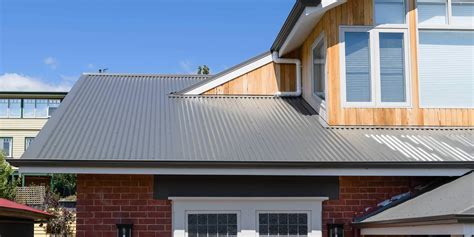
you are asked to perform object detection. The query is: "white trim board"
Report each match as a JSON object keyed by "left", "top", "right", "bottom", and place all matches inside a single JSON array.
[
  {"left": 171, "top": 197, "right": 328, "bottom": 237},
  {"left": 183, "top": 54, "right": 273, "bottom": 95},
  {"left": 17, "top": 166, "right": 472, "bottom": 176}
]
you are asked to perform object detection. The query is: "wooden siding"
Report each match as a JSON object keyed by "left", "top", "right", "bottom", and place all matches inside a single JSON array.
[
  {"left": 0, "top": 118, "right": 46, "bottom": 158},
  {"left": 203, "top": 62, "right": 296, "bottom": 95},
  {"left": 300, "top": 0, "right": 473, "bottom": 126}
]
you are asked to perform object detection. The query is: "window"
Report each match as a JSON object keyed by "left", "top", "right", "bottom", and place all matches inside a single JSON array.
[
  {"left": 187, "top": 213, "right": 238, "bottom": 237},
  {"left": 25, "top": 137, "right": 35, "bottom": 151},
  {"left": 328, "top": 224, "right": 344, "bottom": 237},
  {"left": 418, "top": 0, "right": 474, "bottom": 26},
  {"left": 48, "top": 99, "right": 60, "bottom": 117},
  {"left": 418, "top": 30, "right": 474, "bottom": 108},
  {"left": 375, "top": 0, "right": 406, "bottom": 24},
  {"left": 312, "top": 35, "right": 326, "bottom": 100},
  {"left": 340, "top": 27, "right": 410, "bottom": 107},
  {"left": 417, "top": 0, "right": 448, "bottom": 25},
  {"left": 0, "top": 138, "right": 13, "bottom": 157},
  {"left": 23, "top": 99, "right": 36, "bottom": 118},
  {"left": 258, "top": 213, "right": 308, "bottom": 237},
  {"left": 0, "top": 99, "right": 21, "bottom": 118}
]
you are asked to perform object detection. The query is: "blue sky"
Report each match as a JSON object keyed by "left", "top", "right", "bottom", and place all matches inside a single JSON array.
[{"left": 0, "top": 0, "right": 293, "bottom": 91}]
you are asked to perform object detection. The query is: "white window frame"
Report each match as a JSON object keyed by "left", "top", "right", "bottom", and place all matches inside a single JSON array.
[
  {"left": 171, "top": 197, "right": 327, "bottom": 237},
  {"left": 0, "top": 137, "right": 13, "bottom": 158},
  {"left": 185, "top": 211, "right": 241, "bottom": 237},
  {"left": 256, "top": 211, "right": 311, "bottom": 237},
  {"left": 416, "top": 0, "right": 474, "bottom": 30},
  {"left": 340, "top": 26, "right": 412, "bottom": 108},
  {"left": 311, "top": 33, "right": 327, "bottom": 102},
  {"left": 373, "top": 0, "right": 410, "bottom": 28}
]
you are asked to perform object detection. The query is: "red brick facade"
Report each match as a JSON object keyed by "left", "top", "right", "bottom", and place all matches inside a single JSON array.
[
  {"left": 77, "top": 175, "right": 430, "bottom": 237},
  {"left": 76, "top": 175, "right": 171, "bottom": 237}
]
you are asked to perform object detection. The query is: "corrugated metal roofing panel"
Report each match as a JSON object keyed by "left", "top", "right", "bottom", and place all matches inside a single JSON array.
[
  {"left": 21, "top": 74, "right": 474, "bottom": 163},
  {"left": 360, "top": 172, "right": 474, "bottom": 223}
]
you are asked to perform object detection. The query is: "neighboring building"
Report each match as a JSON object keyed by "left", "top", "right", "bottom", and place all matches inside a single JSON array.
[
  {"left": 0, "top": 91, "right": 67, "bottom": 186},
  {"left": 0, "top": 198, "right": 52, "bottom": 237},
  {"left": 10, "top": 0, "right": 473, "bottom": 237}
]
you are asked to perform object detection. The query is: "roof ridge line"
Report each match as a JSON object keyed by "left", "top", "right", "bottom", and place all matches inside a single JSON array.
[{"left": 83, "top": 72, "right": 211, "bottom": 78}]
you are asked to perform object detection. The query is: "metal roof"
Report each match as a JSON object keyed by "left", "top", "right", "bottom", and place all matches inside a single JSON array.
[
  {"left": 357, "top": 172, "right": 474, "bottom": 226},
  {"left": 17, "top": 74, "right": 474, "bottom": 166}
]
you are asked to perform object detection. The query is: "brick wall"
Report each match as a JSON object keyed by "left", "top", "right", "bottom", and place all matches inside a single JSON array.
[
  {"left": 77, "top": 175, "right": 431, "bottom": 237},
  {"left": 322, "top": 176, "right": 430, "bottom": 237},
  {"left": 76, "top": 174, "right": 171, "bottom": 237}
]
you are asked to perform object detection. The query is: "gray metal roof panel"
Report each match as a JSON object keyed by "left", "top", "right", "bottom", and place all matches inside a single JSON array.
[
  {"left": 360, "top": 172, "right": 474, "bottom": 224},
  {"left": 21, "top": 74, "right": 474, "bottom": 164}
]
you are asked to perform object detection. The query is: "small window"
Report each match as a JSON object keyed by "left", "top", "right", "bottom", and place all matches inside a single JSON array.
[
  {"left": 25, "top": 137, "right": 35, "bottom": 151},
  {"left": 35, "top": 99, "right": 49, "bottom": 118},
  {"left": 375, "top": 0, "right": 406, "bottom": 24},
  {"left": 48, "top": 99, "right": 60, "bottom": 117},
  {"left": 23, "top": 99, "right": 36, "bottom": 118},
  {"left": 0, "top": 137, "right": 13, "bottom": 157},
  {"left": 0, "top": 100, "right": 8, "bottom": 118},
  {"left": 328, "top": 224, "right": 344, "bottom": 237},
  {"left": 451, "top": 0, "right": 474, "bottom": 26},
  {"left": 417, "top": 0, "right": 448, "bottom": 25},
  {"left": 312, "top": 35, "right": 326, "bottom": 100},
  {"left": 258, "top": 213, "right": 308, "bottom": 237},
  {"left": 187, "top": 213, "right": 238, "bottom": 237}
]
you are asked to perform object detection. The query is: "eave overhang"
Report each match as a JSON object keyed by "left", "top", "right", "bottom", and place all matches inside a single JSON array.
[{"left": 271, "top": 0, "right": 346, "bottom": 56}]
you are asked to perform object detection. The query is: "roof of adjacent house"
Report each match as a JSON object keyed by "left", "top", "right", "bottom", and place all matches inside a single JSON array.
[
  {"left": 0, "top": 198, "right": 52, "bottom": 220},
  {"left": 354, "top": 172, "right": 474, "bottom": 227},
  {"left": 13, "top": 73, "right": 473, "bottom": 168}
]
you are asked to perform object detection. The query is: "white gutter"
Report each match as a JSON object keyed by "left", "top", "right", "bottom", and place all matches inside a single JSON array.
[{"left": 273, "top": 51, "right": 302, "bottom": 97}]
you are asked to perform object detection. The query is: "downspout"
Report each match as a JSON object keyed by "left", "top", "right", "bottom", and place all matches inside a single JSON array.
[{"left": 272, "top": 51, "right": 302, "bottom": 97}]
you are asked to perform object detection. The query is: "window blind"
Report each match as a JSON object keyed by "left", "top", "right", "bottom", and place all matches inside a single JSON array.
[
  {"left": 418, "top": 30, "right": 474, "bottom": 108},
  {"left": 375, "top": 0, "right": 406, "bottom": 24},
  {"left": 345, "top": 32, "right": 372, "bottom": 102},
  {"left": 379, "top": 33, "right": 406, "bottom": 102}
]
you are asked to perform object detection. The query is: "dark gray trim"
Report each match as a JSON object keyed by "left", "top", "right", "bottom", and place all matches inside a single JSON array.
[
  {"left": 8, "top": 159, "right": 474, "bottom": 169},
  {"left": 0, "top": 91, "right": 67, "bottom": 97},
  {"left": 353, "top": 214, "right": 474, "bottom": 228},
  {"left": 153, "top": 175, "right": 339, "bottom": 199},
  {"left": 271, "top": 0, "right": 321, "bottom": 51},
  {"left": 175, "top": 51, "right": 271, "bottom": 94}
]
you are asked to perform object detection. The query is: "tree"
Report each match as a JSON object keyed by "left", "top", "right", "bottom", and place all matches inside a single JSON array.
[
  {"left": 197, "top": 65, "right": 210, "bottom": 75},
  {"left": 43, "top": 189, "right": 75, "bottom": 236},
  {"left": 0, "top": 152, "right": 18, "bottom": 200},
  {"left": 51, "top": 174, "right": 76, "bottom": 197}
]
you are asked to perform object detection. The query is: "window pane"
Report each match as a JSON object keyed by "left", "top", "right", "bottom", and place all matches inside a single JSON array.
[
  {"left": 313, "top": 39, "right": 326, "bottom": 99},
  {"left": 0, "top": 138, "right": 12, "bottom": 157},
  {"left": 23, "top": 99, "right": 35, "bottom": 118},
  {"left": 379, "top": 33, "right": 406, "bottom": 102},
  {"left": 344, "top": 32, "right": 372, "bottom": 102},
  {"left": 259, "top": 213, "right": 308, "bottom": 237},
  {"left": 0, "top": 99, "right": 7, "bottom": 118},
  {"left": 48, "top": 99, "right": 60, "bottom": 117},
  {"left": 375, "top": 0, "right": 406, "bottom": 24},
  {"left": 417, "top": 0, "right": 447, "bottom": 25},
  {"left": 188, "top": 213, "right": 237, "bottom": 237},
  {"left": 25, "top": 137, "right": 35, "bottom": 150},
  {"left": 452, "top": 0, "right": 474, "bottom": 26},
  {"left": 35, "top": 99, "right": 48, "bottom": 118},
  {"left": 418, "top": 31, "right": 474, "bottom": 108},
  {"left": 9, "top": 99, "right": 21, "bottom": 118}
]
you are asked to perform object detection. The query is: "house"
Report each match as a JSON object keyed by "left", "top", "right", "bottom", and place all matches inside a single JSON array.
[
  {"left": 0, "top": 198, "right": 52, "bottom": 237},
  {"left": 9, "top": 0, "right": 474, "bottom": 236},
  {"left": 0, "top": 91, "right": 67, "bottom": 187}
]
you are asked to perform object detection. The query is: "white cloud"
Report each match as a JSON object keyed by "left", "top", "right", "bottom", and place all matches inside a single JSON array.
[
  {"left": 87, "top": 63, "right": 95, "bottom": 69},
  {"left": 0, "top": 73, "right": 71, "bottom": 92},
  {"left": 43, "top": 56, "right": 59, "bottom": 69},
  {"left": 179, "top": 60, "right": 195, "bottom": 74}
]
